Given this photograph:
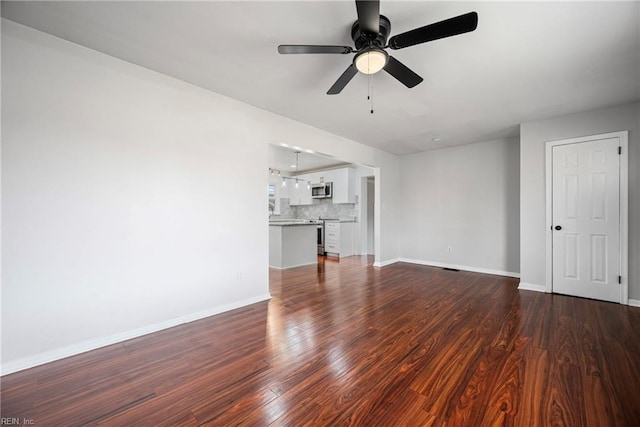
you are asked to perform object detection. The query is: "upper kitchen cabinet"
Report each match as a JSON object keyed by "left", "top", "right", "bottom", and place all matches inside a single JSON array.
[
  {"left": 321, "top": 167, "right": 355, "bottom": 204},
  {"left": 287, "top": 167, "right": 355, "bottom": 205},
  {"left": 288, "top": 178, "right": 313, "bottom": 206}
]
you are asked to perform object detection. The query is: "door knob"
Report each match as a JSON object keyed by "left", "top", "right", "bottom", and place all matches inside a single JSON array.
[{"left": 555, "top": 225, "right": 562, "bottom": 230}]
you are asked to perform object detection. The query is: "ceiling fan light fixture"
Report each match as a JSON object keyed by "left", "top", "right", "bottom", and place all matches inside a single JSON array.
[{"left": 354, "top": 48, "right": 388, "bottom": 74}]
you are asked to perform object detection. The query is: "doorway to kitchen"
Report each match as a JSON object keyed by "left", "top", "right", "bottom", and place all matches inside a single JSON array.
[{"left": 268, "top": 143, "right": 377, "bottom": 267}]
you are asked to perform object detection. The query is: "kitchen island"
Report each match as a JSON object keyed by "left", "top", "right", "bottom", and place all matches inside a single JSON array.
[{"left": 269, "top": 220, "right": 319, "bottom": 269}]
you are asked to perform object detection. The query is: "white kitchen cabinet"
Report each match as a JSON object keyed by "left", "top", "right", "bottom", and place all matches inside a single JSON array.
[
  {"left": 324, "top": 221, "right": 355, "bottom": 258},
  {"left": 287, "top": 174, "right": 313, "bottom": 205},
  {"left": 287, "top": 167, "right": 354, "bottom": 205},
  {"left": 304, "top": 172, "right": 322, "bottom": 184},
  {"left": 288, "top": 182, "right": 312, "bottom": 205},
  {"left": 324, "top": 167, "right": 355, "bottom": 204},
  {"left": 312, "top": 170, "right": 331, "bottom": 184}
]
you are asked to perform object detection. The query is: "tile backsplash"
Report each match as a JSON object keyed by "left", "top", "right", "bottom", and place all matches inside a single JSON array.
[
  {"left": 276, "top": 198, "right": 357, "bottom": 220},
  {"left": 276, "top": 198, "right": 295, "bottom": 218}
]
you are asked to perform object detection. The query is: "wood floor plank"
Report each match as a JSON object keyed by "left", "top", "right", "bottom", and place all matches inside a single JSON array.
[
  {"left": 596, "top": 341, "right": 640, "bottom": 425},
  {"left": 447, "top": 345, "right": 510, "bottom": 426},
  {"left": 512, "top": 343, "right": 549, "bottom": 427},
  {"left": 368, "top": 388, "right": 435, "bottom": 427},
  {"left": 2, "top": 256, "right": 639, "bottom": 426},
  {"left": 478, "top": 336, "right": 528, "bottom": 426}
]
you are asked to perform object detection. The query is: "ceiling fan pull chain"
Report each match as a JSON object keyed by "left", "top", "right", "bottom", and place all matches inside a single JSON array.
[{"left": 370, "top": 74, "right": 374, "bottom": 114}]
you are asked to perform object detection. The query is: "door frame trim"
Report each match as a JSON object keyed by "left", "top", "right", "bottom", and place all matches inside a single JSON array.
[{"left": 544, "top": 131, "right": 628, "bottom": 304}]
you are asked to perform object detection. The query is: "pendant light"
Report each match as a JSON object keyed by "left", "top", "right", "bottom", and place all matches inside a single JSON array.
[{"left": 276, "top": 150, "right": 311, "bottom": 189}]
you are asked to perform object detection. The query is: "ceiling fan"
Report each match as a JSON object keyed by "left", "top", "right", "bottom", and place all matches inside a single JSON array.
[{"left": 278, "top": 0, "right": 478, "bottom": 95}]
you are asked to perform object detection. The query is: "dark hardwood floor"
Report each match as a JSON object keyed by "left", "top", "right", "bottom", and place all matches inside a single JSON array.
[{"left": 2, "top": 256, "right": 639, "bottom": 426}]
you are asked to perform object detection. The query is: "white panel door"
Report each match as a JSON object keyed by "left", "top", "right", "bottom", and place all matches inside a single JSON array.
[{"left": 552, "top": 137, "right": 620, "bottom": 302}]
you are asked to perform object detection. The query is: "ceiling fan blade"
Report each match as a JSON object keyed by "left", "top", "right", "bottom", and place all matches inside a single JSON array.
[
  {"left": 383, "top": 56, "right": 423, "bottom": 88},
  {"left": 278, "top": 45, "right": 353, "bottom": 54},
  {"left": 388, "top": 11, "right": 478, "bottom": 50},
  {"left": 355, "top": 0, "right": 380, "bottom": 34},
  {"left": 327, "top": 64, "right": 358, "bottom": 95}
]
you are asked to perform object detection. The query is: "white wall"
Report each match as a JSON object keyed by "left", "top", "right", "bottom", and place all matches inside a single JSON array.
[
  {"left": 351, "top": 165, "right": 375, "bottom": 256},
  {"left": 399, "top": 138, "right": 520, "bottom": 276},
  {"left": 367, "top": 178, "right": 375, "bottom": 254},
  {"left": 1, "top": 20, "right": 401, "bottom": 373},
  {"left": 359, "top": 176, "right": 375, "bottom": 255},
  {"left": 520, "top": 102, "right": 640, "bottom": 300}
]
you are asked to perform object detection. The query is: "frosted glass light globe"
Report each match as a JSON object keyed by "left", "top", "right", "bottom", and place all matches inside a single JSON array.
[{"left": 354, "top": 49, "right": 388, "bottom": 74}]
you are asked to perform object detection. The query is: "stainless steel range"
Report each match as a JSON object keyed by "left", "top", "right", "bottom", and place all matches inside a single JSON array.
[{"left": 317, "top": 220, "right": 325, "bottom": 255}]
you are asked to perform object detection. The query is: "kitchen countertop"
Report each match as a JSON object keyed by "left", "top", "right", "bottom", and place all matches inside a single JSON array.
[
  {"left": 269, "top": 220, "right": 322, "bottom": 226},
  {"left": 269, "top": 218, "right": 357, "bottom": 225}
]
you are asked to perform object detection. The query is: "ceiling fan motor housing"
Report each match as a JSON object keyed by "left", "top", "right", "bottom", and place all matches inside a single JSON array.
[{"left": 351, "top": 15, "right": 391, "bottom": 50}]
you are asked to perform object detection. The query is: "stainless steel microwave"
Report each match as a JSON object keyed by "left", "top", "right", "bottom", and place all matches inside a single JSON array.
[{"left": 311, "top": 182, "right": 332, "bottom": 198}]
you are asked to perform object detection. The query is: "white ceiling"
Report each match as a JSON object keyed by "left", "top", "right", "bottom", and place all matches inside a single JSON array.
[
  {"left": 2, "top": 1, "right": 639, "bottom": 157},
  {"left": 268, "top": 143, "right": 350, "bottom": 174}
]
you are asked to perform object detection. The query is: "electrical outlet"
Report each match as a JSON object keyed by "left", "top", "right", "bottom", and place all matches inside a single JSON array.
[{"left": 237, "top": 272, "right": 244, "bottom": 282}]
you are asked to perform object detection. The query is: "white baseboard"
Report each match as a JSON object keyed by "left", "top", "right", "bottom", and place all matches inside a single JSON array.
[
  {"left": 518, "top": 282, "right": 547, "bottom": 293},
  {"left": 629, "top": 299, "right": 640, "bottom": 307},
  {"left": 398, "top": 258, "right": 520, "bottom": 278},
  {"left": 373, "top": 258, "right": 400, "bottom": 267},
  {"left": 1, "top": 293, "right": 272, "bottom": 376},
  {"left": 269, "top": 261, "right": 317, "bottom": 269}
]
